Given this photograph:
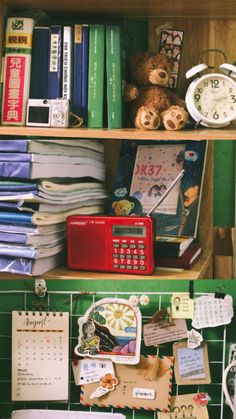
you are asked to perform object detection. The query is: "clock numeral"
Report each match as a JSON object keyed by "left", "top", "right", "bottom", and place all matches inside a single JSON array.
[
  {"left": 229, "top": 88, "right": 233, "bottom": 93},
  {"left": 197, "top": 88, "right": 203, "bottom": 93},
  {"left": 198, "top": 106, "right": 201, "bottom": 111},
  {"left": 194, "top": 94, "right": 201, "bottom": 102},
  {"left": 203, "top": 82, "right": 208, "bottom": 87},
  {"left": 223, "top": 112, "right": 227, "bottom": 118},
  {"left": 231, "top": 95, "right": 236, "bottom": 103},
  {"left": 213, "top": 111, "right": 219, "bottom": 120},
  {"left": 205, "top": 112, "right": 208, "bottom": 117},
  {"left": 230, "top": 106, "right": 234, "bottom": 110},
  {"left": 210, "top": 79, "right": 219, "bottom": 88}
]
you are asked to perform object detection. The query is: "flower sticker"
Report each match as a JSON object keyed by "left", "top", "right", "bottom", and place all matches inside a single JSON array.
[
  {"left": 187, "top": 328, "right": 203, "bottom": 349},
  {"left": 193, "top": 392, "right": 211, "bottom": 406},
  {"left": 90, "top": 373, "right": 118, "bottom": 399}
]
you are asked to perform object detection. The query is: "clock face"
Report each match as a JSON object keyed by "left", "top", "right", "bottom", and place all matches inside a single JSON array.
[{"left": 192, "top": 74, "right": 236, "bottom": 125}]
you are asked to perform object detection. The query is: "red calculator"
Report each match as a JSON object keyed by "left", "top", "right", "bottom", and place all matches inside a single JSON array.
[{"left": 67, "top": 215, "right": 155, "bottom": 275}]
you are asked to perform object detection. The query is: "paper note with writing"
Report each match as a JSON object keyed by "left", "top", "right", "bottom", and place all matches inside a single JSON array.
[
  {"left": 192, "top": 294, "right": 234, "bottom": 329},
  {"left": 130, "top": 144, "right": 185, "bottom": 215},
  {"left": 173, "top": 341, "right": 211, "bottom": 385},
  {"left": 171, "top": 293, "right": 194, "bottom": 319},
  {"left": 11, "top": 411, "right": 126, "bottom": 419},
  {"left": 158, "top": 393, "right": 209, "bottom": 419},
  {"left": 143, "top": 319, "right": 188, "bottom": 346},
  {"left": 11, "top": 311, "right": 69, "bottom": 401},
  {"left": 72, "top": 358, "right": 115, "bottom": 385}
]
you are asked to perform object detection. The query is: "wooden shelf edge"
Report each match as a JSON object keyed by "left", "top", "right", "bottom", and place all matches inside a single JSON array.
[
  {"left": 0, "top": 251, "right": 212, "bottom": 280},
  {"left": 1, "top": 126, "right": 236, "bottom": 140}
]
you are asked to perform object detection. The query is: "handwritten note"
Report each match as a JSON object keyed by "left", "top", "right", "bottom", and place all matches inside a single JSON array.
[
  {"left": 143, "top": 319, "right": 188, "bottom": 346},
  {"left": 192, "top": 294, "right": 233, "bottom": 329},
  {"left": 171, "top": 293, "right": 194, "bottom": 319},
  {"left": 72, "top": 358, "right": 115, "bottom": 385}
]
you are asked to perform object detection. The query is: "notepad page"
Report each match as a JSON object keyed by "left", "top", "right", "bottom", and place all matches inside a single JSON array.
[{"left": 11, "top": 311, "right": 69, "bottom": 401}]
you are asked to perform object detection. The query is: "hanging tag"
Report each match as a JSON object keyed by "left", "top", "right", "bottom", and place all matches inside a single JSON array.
[{"left": 35, "top": 278, "right": 47, "bottom": 298}]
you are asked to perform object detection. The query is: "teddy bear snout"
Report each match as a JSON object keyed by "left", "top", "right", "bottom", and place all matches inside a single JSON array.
[
  {"left": 159, "top": 71, "right": 167, "bottom": 79},
  {"left": 149, "top": 69, "right": 168, "bottom": 85}
]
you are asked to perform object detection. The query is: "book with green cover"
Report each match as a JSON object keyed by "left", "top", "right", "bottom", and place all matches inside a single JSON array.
[
  {"left": 106, "top": 25, "right": 122, "bottom": 128},
  {"left": 87, "top": 24, "right": 105, "bottom": 128}
]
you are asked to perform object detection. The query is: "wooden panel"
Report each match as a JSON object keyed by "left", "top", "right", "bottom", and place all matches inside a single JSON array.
[{"left": 2, "top": 0, "right": 236, "bottom": 19}]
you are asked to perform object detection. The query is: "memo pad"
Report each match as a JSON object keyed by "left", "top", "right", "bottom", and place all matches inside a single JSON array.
[
  {"left": 74, "top": 298, "right": 142, "bottom": 364},
  {"left": 173, "top": 341, "right": 211, "bottom": 385}
]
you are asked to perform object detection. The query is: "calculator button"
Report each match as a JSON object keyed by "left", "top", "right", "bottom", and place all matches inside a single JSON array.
[
  {"left": 139, "top": 255, "right": 146, "bottom": 260},
  {"left": 113, "top": 254, "right": 119, "bottom": 259},
  {"left": 133, "top": 255, "right": 139, "bottom": 260},
  {"left": 138, "top": 244, "right": 145, "bottom": 249},
  {"left": 113, "top": 264, "right": 119, "bottom": 269},
  {"left": 140, "top": 266, "right": 146, "bottom": 270},
  {"left": 126, "top": 254, "right": 132, "bottom": 259},
  {"left": 133, "top": 265, "right": 139, "bottom": 270},
  {"left": 129, "top": 244, "right": 137, "bottom": 249},
  {"left": 121, "top": 243, "right": 128, "bottom": 248},
  {"left": 113, "top": 243, "right": 120, "bottom": 248},
  {"left": 127, "top": 265, "right": 132, "bottom": 270},
  {"left": 120, "top": 254, "right": 126, "bottom": 259},
  {"left": 120, "top": 264, "right": 126, "bottom": 269}
]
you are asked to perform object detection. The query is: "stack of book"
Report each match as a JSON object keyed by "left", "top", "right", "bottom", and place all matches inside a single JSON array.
[
  {"left": 1, "top": 17, "right": 124, "bottom": 129},
  {"left": 155, "top": 235, "right": 202, "bottom": 269},
  {"left": 0, "top": 138, "right": 107, "bottom": 275}
]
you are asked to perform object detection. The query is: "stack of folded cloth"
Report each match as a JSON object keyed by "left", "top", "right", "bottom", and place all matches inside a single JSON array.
[{"left": 0, "top": 138, "right": 107, "bottom": 275}]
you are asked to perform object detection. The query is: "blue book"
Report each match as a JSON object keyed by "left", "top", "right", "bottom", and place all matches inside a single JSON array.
[
  {"left": 0, "top": 253, "right": 63, "bottom": 275},
  {"left": 0, "top": 181, "right": 38, "bottom": 191},
  {"left": 30, "top": 27, "right": 50, "bottom": 99},
  {"left": 73, "top": 24, "right": 83, "bottom": 116},
  {"left": 81, "top": 24, "right": 89, "bottom": 126},
  {"left": 0, "top": 140, "right": 27, "bottom": 152},
  {"left": 0, "top": 212, "right": 33, "bottom": 225},
  {"left": 0, "top": 162, "right": 31, "bottom": 178},
  {"left": 0, "top": 153, "right": 32, "bottom": 161},
  {"left": 47, "top": 25, "right": 63, "bottom": 99}
]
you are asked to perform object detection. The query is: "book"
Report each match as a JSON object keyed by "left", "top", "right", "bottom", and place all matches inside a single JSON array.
[
  {"left": 87, "top": 24, "right": 105, "bottom": 128},
  {"left": 81, "top": 24, "right": 89, "bottom": 125},
  {"left": 0, "top": 240, "right": 64, "bottom": 258},
  {"left": 155, "top": 235, "right": 194, "bottom": 257},
  {"left": 106, "top": 25, "right": 122, "bottom": 128},
  {"left": 62, "top": 26, "right": 73, "bottom": 100},
  {"left": 12, "top": 311, "right": 69, "bottom": 400},
  {"left": 1, "top": 17, "right": 34, "bottom": 125},
  {"left": 0, "top": 252, "right": 64, "bottom": 275},
  {"left": 11, "top": 410, "right": 126, "bottom": 419},
  {"left": 29, "top": 27, "right": 50, "bottom": 99},
  {"left": 0, "top": 180, "right": 38, "bottom": 191},
  {"left": 73, "top": 24, "right": 83, "bottom": 117},
  {"left": 0, "top": 159, "right": 105, "bottom": 180},
  {"left": 0, "top": 229, "right": 65, "bottom": 245},
  {"left": 108, "top": 140, "right": 207, "bottom": 238},
  {"left": 47, "top": 25, "right": 62, "bottom": 99},
  {"left": 0, "top": 138, "right": 104, "bottom": 159},
  {"left": 0, "top": 222, "right": 66, "bottom": 235},
  {"left": 156, "top": 242, "right": 202, "bottom": 269}
]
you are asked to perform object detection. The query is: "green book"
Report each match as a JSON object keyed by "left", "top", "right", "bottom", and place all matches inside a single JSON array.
[
  {"left": 106, "top": 25, "right": 122, "bottom": 129},
  {"left": 87, "top": 24, "right": 105, "bottom": 128}
]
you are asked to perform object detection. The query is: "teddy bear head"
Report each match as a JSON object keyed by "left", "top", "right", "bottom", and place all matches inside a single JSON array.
[
  {"left": 129, "top": 52, "right": 172, "bottom": 87},
  {"left": 112, "top": 199, "right": 135, "bottom": 216}
]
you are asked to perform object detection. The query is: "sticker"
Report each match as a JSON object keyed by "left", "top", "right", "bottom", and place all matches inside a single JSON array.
[
  {"left": 74, "top": 298, "right": 142, "bottom": 365},
  {"left": 171, "top": 293, "right": 194, "bottom": 319},
  {"left": 157, "top": 393, "right": 209, "bottom": 418},
  {"left": 193, "top": 392, "right": 211, "bottom": 406},
  {"left": 90, "top": 373, "right": 118, "bottom": 399},
  {"left": 133, "top": 388, "right": 155, "bottom": 400},
  {"left": 143, "top": 318, "right": 188, "bottom": 346},
  {"left": 72, "top": 358, "right": 115, "bottom": 385},
  {"left": 192, "top": 294, "right": 233, "bottom": 329},
  {"left": 187, "top": 329, "right": 203, "bottom": 349}
]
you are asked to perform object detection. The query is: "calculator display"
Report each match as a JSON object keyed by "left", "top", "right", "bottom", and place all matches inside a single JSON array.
[{"left": 112, "top": 225, "right": 146, "bottom": 237}]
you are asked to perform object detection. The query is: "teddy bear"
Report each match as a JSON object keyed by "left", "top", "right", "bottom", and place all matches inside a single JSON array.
[
  {"left": 112, "top": 199, "right": 135, "bottom": 216},
  {"left": 124, "top": 52, "right": 188, "bottom": 130}
]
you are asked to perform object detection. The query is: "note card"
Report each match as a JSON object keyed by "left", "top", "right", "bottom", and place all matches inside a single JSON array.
[
  {"left": 11, "top": 311, "right": 69, "bottom": 401},
  {"left": 143, "top": 319, "right": 188, "bottom": 346},
  {"left": 192, "top": 294, "right": 234, "bottom": 329}
]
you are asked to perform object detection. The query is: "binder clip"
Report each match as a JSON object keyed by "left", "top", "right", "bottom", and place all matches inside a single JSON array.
[
  {"left": 189, "top": 280, "right": 194, "bottom": 299},
  {"left": 215, "top": 286, "right": 225, "bottom": 299},
  {"left": 35, "top": 278, "right": 47, "bottom": 298}
]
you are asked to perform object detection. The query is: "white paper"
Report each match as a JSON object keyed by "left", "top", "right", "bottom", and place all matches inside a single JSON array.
[
  {"left": 177, "top": 346, "right": 206, "bottom": 379},
  {"left": 192, "top": 294, "right": 234, "bottom": 329},
  {"left": 72, "top": 358, "right": 115, "bottom": 385},
  {"left": 11, "top": 411, "right": 126, "bottom": 419}
]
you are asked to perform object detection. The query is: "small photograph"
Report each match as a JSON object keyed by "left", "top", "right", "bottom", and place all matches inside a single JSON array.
[
  {"left": 160, "top": 29, "right": 184, "bottom": 46},
  {"left": 169, "top": 74, "right": 178, "bottom": 89}
]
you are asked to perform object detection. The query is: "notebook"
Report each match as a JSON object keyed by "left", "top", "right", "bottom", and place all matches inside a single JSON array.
[{"left": 12, "top": 311, "right": 69, "bottom": 401}]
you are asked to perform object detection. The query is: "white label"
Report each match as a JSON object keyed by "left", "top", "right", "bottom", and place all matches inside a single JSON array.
[
  {"left": 133, "top": 388, "right": 155, "bottom": 400},
  {"left": 49, "top": 34, "right": 59, "bottom": 72}
]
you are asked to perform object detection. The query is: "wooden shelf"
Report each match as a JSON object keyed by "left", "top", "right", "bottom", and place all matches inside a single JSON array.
[
  {"left": 1, "top": 0, "right": 236, "bottom": 19},
  {"left": 0, "top": 251, "right": 212, "bottom": 281},
  {"left": 0, "top": 126, "right": 236, "bottom": 141}
]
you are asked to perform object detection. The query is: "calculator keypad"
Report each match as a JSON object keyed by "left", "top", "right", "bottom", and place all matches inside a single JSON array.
[{"left": 112, "top": 241, "right": 147, "bottom": 272}]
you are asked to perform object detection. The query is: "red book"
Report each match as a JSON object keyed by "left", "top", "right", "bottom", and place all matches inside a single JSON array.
[{"left": 156, "top": 242, "right": 202, "bottom": 269}]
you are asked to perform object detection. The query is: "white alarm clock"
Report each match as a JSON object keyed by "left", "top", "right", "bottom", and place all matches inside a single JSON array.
[{"left": 185, "top": 62, "right": 236, "bottom": 127}]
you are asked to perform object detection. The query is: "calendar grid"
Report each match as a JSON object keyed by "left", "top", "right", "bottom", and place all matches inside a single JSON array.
[{"left": 0, "top": 288, "right": 230, "bottom": 419}]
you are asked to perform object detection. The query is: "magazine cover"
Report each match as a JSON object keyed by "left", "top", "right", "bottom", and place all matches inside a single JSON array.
[{"left": 107, "top": 140, "right": 207, "bottom": 238}]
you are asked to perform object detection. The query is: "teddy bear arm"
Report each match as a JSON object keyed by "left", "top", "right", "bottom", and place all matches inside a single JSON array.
[{"left": 124, "top": 83, "right": 139, "bottom": 103}]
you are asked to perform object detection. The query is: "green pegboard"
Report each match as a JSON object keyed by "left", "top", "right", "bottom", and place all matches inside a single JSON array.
[{"left": 0, "top": 279, "right": 235, "bottom": 419}]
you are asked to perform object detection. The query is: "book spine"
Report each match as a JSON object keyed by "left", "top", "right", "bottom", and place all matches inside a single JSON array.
[
  {"left": 47, "top": 25, "right": 62, "bottom": 99},
  {"left": 1, "top": 17, "right": 34, "bottom": 126},
  {"left": 0, "top": 139, "right": 28, "bottom": 152},
  {"left": 0, "top": 162, "right": 31, "bottom": 178},
  {"left": 81, "top": 24, "right": 89, "bottom": 126},
  {"left": 29, "top": 27, "right": 49, "bottom": 99},
  {"left": 73, "top": 24, "right": 83, "bottom": 116},
  {"left": 62, "top": 26, "right": 73, "bottom": 101},
  {"left": 106, "top": 25, "right": 122, "bottom": 128},
  {"left": 87, "top": 24, "right": 105, "bottom": 128}
]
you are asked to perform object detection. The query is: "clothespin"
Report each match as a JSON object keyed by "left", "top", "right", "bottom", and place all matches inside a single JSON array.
[
  {"left": 189, "top": 280, "right": 194, "bottom": 299},
  {"left": 167, "top": 306, "right": 173, "bottom": 323},
  {"left": 35, "top": 278, "right": 47, "bottom": 298}
]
